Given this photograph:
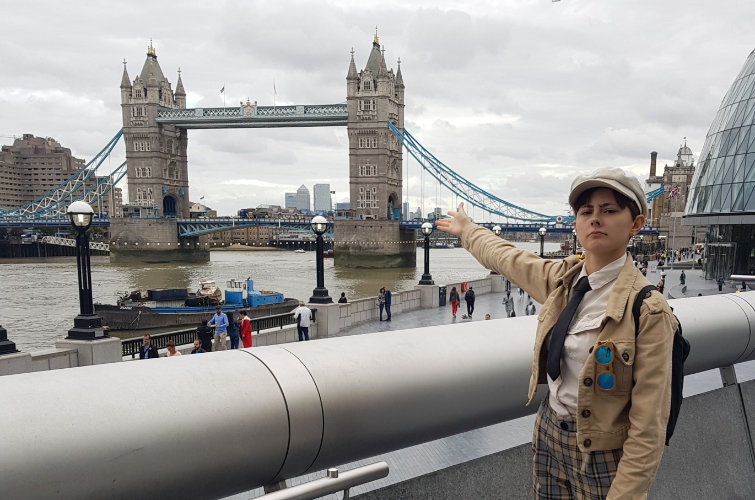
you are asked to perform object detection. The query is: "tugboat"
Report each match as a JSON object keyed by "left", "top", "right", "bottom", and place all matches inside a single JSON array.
[{"left": 95, "top": 278, "right": 298, "bottom": 331}]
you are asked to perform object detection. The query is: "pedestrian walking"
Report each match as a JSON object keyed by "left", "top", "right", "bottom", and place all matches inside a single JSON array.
[
  {"left": 436, "top": 167, "right": 677, "bottom": 499},
  {"left": 191, "top": 339, "right": 206, "bottom": 354},
  {"left": 656, "top": 280, "right": 664, "bottom": 294},
  {"left": 139, "top": 335, "right": 160, "bottom": 359},
  {"left": 293, "top": 301, "right": 312, "bottom": 341},
  {"left": 679, "top": 271, "right": 686, "bottom": 286},
  {"left": 384, "top": 287, "right": 392, "bottom": 321},
  {"left": 377, "top": 288, "right": 386, "bottom": 321},
  {"left": 166, "top": 340, "right": 181, "bottom": 357},
  {"left": 464, "top": 286, "right": 475, "bottom": 318},
  {"left": 718, "top": 275, "right": 725, "bottom": 292},
  {"left": 226, "top": 311, "right": 240, "bottom": 349},
  {"left": 525, "top": 300, "right": 537, "bottom": 316},
  {"left": 519, "top": 286, "right": 525, "bottom": 297},
  {"left": 338, "top": 292, "right": 348, "bottom": 303},
  {"left": 207, "top": 306, "right": 229, "bottom": 352},
  {"left": 239, "top": 310, "right": 252, "bottom": 348},
  {"left": 449, "top": 286, "right": 460, "bottom": 318},
  {"left": 502, "top": 290, "right": 515, "bottom": 317}
]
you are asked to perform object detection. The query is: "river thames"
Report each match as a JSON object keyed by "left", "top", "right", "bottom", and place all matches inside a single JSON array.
[{"left": 0, "top": 242, "right": 561, "bottom": 351}]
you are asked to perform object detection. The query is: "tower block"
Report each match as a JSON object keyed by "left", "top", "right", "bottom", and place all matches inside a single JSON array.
[
  {"left": 335, "top": 33, "right": 416, "bottom": 268},
  {"left": 120, "top": 42, "right": 189, "bottom": 218}
]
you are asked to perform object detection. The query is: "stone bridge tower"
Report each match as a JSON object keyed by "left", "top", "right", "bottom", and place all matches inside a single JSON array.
[
  {"left": 346, "top": 32, "right": 405, "bottom": 220},
  {"left": 120, "top": 42, "right": 189, "bottom": 218}
]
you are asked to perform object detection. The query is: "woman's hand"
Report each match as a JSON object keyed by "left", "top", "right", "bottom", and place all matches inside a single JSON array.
[{"left": 435, "top": 202, "right": 473, "bottom": 237}]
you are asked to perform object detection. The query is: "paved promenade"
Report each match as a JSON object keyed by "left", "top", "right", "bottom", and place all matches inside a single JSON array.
[{"left": 338, "top": 287, "right": 540, "bottom": 338}]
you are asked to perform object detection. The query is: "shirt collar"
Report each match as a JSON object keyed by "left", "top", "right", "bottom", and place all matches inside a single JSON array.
[{"left": 574, "top": 254, "right": 627, "bottom": 291}]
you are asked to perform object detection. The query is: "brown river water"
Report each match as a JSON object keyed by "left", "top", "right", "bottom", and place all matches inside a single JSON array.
[{"left": 0, "top": 243, "right": 561, "bottom": 351}]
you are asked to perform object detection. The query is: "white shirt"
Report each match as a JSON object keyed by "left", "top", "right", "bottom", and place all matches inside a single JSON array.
[
  {"left": 548, "top": 254, "right": 627, "bottom": 419},
  {"left": 294, "top": 306, "right": 312, "bottom": 328}
]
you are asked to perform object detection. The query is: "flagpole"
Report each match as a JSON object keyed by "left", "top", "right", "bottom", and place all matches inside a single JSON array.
[{"left": 223, "top": 81, "right": 226, "bottom": 108}]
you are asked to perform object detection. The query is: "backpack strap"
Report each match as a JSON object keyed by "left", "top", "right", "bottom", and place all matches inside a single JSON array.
[{"left": 633, "top": 285, "right": 658, "bottom": 338}]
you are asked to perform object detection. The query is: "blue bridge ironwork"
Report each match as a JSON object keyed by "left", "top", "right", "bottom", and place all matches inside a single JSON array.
[{"left": 156, "top": 104, "right": 348, "bottom": 129}]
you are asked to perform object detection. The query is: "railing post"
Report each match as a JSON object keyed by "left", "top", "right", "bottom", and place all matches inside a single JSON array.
[{"left": 720, "top": 365, "right": 738, "bottom": 387}]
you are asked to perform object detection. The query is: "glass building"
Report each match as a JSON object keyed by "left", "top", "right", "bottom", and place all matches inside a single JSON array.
[{"left": 685, "top": 47, "right": 755, "bottom": 278}]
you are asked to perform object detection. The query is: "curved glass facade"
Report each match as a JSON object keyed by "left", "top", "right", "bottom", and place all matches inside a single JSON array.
[{"left": 686, "top": 48, "right": 755, "bottom": 217}]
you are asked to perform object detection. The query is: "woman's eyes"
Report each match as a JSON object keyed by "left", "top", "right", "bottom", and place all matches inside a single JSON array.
[{"left": 579, "top": 208, "right": 616, "bottom": 216}]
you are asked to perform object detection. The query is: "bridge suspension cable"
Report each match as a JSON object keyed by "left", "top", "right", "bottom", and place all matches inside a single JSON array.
[
  {"left": 0, "top": 130, "right": 123, "bottom": 218},
  {"left": 388, "top": 122, "right": 569, "bottom": 224}
]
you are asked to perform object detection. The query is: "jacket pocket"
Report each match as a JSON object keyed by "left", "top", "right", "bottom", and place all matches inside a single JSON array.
[{"left": 611, "top": 340, "right": 635, "bottom": 396}]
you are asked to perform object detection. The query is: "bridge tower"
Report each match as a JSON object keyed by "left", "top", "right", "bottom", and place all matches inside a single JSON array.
[
  {"left": 346, "top": 31, "right": 404, "bottom": 220},
  {"left": 120, "top": 42, "right": 189, "bottom": 218},
  {"left": 334, "top": 34, "right": 415, "bottom": 268}
]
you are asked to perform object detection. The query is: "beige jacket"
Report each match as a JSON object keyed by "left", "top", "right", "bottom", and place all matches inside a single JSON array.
[{"left": 462, "top": 224, "right": 677, "bottom": 500}]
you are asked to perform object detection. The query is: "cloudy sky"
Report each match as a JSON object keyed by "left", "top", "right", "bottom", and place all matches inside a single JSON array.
[{"left": 2, "top": 0, "right": 754, "bottom": 217}]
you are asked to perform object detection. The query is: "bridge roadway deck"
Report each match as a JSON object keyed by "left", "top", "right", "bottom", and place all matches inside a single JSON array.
[{"left": 226, "top": 268, "right": 749, "bottom": 500}]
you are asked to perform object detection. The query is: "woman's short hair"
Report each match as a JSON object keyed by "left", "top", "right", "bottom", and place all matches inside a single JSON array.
[
  {"left": 574, "top": 187, "right": 641, "bottom": 220},
  {"left": 166, "top": 340, "right": 175, "bottom": 348}
]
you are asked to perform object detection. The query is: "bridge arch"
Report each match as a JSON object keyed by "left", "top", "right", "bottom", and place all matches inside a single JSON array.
[{"left": 163, "top": 195, "right": 177, "bottom": 218}]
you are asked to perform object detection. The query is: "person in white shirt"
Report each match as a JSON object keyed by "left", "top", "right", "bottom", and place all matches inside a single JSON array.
[{"left": 293, "top": 301, "right": 312, "bottom": 341}]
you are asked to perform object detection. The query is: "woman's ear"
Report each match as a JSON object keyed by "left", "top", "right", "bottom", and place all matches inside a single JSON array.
[{"left": 631, "top": 214, "right": 646, "bottom": 236}]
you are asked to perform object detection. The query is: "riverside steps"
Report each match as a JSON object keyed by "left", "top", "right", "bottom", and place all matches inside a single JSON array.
[{"left": 3, "top": 291, "right": 755, "bottom": 499}]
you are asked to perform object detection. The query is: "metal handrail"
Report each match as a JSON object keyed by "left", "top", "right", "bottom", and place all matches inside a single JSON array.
[
  {"left": 4, "top": 293, "right": 754, "bottom": 499},
  {"left": 259, "top": 463, "right": 388, "bottom": 500},
  {"left": 120, "top": 309, "right": 317, "bottom": 357}
]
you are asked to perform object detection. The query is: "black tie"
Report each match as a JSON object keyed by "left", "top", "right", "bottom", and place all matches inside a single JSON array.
[{"left": 547, "top": 276, "right": 592, "bottom": 381}]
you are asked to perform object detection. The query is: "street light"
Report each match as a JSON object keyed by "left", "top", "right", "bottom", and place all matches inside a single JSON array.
[
  {"left": 66, "top": 201, "right": 106, "bottom": 339},
  {"left": 538, "top": 227, "right": 547, "bottom": 258},
  {"left": 572, "top": 229, "right": 577, "bottom": 255},
  {"left": 308, "top": 215, "right": 332, "bottom": 304},
  {"left": 418, "top": 222, "right": 434, "bottom": 285}
]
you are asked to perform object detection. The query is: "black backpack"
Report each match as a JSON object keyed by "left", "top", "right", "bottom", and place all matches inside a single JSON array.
[{"left": 632, "top": 285, "right": 691, "bottom": 446}]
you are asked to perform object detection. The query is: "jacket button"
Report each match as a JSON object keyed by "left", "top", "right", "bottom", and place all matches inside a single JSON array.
[
  {"left": 581, "top": 410, "right": 591, "bottom": 418},
  {"left": 583, "top": 439, "right": 591, "bottom": 448},
  {"left": 622, "top": 352, "right": 630, "bottom": 362},
  {"left": 584, "top": 378, "right": 593, "bottom": 387}
]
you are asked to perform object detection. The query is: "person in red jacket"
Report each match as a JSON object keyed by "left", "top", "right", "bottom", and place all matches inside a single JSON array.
[{"left": 239, "top": 310, "right": 252, "bottom": 348}]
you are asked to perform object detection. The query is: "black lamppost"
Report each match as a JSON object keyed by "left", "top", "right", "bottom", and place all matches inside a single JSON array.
[
  {"left": 66, "top": 201, "right": 106, "bottom": 339},
  {"left": 309, "top": 215, "right": 332, "bottom": 304},
  {"left": 0, "top": 325, "right": 19, "bottom": 355},
  {"left": 419, "top": 222, "right": 434, "bottom": 285},
  {"left": 539, "top": 227, "right": 547, "bottom": 258},
  {"left": 572, "top": 229, "right": 578, "bottom": 255}
]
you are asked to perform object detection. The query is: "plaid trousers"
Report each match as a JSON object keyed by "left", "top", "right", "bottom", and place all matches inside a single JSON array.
[{"left": 532, "top": 397, "right": 623, "bottom": 500}]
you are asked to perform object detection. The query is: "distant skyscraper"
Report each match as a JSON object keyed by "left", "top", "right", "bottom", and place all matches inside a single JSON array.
[
  {"left": 313, "top": 184, "right": 332, "bottom": 212},
  {"left": 296, "top": 184, "right": 311, "bottom": 211},
  {"left": 402, "top": 202, "right": 409, "bottom": 221},
  {"left": 433, "top": 207, "right": 442, "bottom": 220},
  {"left": 284, "top": 193, "right": 297, "bottom": 208}
]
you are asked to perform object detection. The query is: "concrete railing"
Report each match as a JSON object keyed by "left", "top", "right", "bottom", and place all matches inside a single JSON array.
[{"left": 2, "top": 292, "right": 755, "bottom": 499}]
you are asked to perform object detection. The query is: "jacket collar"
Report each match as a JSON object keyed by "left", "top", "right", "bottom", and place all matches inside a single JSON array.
[{"left": 555, "top": 256, "right": 584, "bottom": 289}]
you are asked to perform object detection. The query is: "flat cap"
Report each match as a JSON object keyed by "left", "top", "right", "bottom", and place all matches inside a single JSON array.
[{"left": 569, "top": 167, "right": 647, "bottom": 216}]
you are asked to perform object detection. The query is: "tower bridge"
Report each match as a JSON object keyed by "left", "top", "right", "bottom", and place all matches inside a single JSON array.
[{"left": 1, "top": 34, "right": 661, "bottom": 265}]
